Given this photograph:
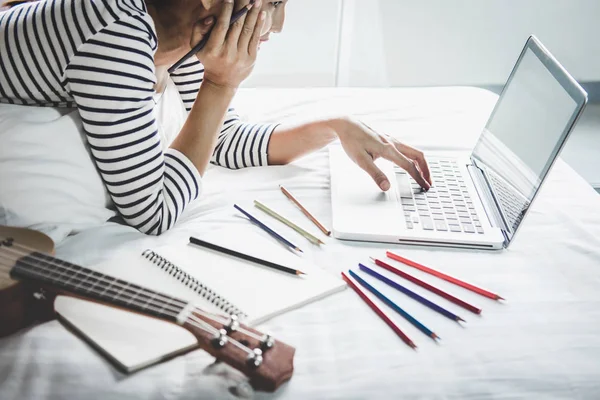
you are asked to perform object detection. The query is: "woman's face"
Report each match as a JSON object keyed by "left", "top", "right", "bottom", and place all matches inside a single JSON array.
[
  {"left": 149, "top": 0, "right": 288, "bottom": 69},
  {"left": 257, "top": 0, "right": 288, "bottom": 47},
  {"left": 192, "top": 0, "right": 288, "bottom": 46}
]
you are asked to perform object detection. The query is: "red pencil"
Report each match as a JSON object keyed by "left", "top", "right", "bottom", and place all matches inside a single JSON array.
[
  {"left": 371, "top": 257, "right": 481, "bottom": 315},
  {"left": 386, "top": 251, "right": 505, "bottom": 301},
  {"left": 341, "top": 271, "right": 416, "bottom": 349}
]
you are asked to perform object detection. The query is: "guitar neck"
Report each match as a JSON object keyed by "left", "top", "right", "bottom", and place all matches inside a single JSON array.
[
  {"left": 2, "top": 240, "right": 296, "bottom": 392},
  {"left": 10, "top": 252, "right": 184, "bottom": 323}
]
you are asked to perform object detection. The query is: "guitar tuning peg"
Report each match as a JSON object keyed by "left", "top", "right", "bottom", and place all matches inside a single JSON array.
[
  {"left": 260, "top": 334, "right": 275, "bottom": 351},
  {"left": 246, "top": 348, "right": 263, "bottom": 369},
  {"left": 226, "top": 314, "right": 240, "bottom": 333},
  {"left": 211, "top": 328, "right": 229, "bottom": 349}
]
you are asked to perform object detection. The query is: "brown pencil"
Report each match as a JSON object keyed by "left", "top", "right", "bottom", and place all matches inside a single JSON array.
[{"left": 280, "top": 185, "right": 331, "bottom": 236}]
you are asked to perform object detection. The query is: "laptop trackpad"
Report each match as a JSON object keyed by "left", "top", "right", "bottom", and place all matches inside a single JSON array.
[{"left": 333, "top": 160, "right": 405, "bottom": 236}]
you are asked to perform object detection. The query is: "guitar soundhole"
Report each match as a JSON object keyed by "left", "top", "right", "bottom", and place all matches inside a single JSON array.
[{"left": 240, "top": 339, "right": 250, "bottom": 346}]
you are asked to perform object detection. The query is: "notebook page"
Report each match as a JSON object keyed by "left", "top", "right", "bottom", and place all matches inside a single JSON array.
[
  {"left": 53, "top": 253, "right": 221, "bottom": 372},
  {"left": 155, "top": 227, "right": 347, "bottom": 324},
  {"left": 55, "top": 295, "right": 198, "bottom": 373}
]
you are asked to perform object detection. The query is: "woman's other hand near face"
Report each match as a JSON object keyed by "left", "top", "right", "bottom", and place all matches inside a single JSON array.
[{"left": 194, "top": 0, "right": 265, "bottom": 89}]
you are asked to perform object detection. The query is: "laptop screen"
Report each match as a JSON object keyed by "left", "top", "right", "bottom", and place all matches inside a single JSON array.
[{"left": 471, "top": 37, "right": 586, "bottom": 242}]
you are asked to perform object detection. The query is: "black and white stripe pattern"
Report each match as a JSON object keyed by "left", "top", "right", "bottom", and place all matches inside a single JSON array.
[
  {"left": 170, "top": 59, "right": 278, "bottom": 168},
  {"left": 0, "top": 0, "right": 277, "bottom": 235}
]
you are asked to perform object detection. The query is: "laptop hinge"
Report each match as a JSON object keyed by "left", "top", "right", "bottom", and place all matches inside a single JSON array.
[{"left": 467, "top": 159, "right": 510, "bottom": 247}]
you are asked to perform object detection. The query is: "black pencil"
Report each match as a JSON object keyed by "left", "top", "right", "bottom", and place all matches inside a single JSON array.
[
  {"left": 168, "top": 0, "right": 256, "bottom": 74},
  {"left": 189, "top": 236, "right": 307, "bottom": 276}
]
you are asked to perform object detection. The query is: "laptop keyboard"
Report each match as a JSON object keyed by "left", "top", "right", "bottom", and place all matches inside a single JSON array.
[
  {"left": 488, "top": 172, "right": 530, "bottom": 230},
  {"left": 397, "top": 159, "right": 484, "bottom": 234}
]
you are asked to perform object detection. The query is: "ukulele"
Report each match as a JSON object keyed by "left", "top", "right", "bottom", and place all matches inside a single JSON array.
[{"left": 0, "top": 226, "right": 295, "bottom": 392}]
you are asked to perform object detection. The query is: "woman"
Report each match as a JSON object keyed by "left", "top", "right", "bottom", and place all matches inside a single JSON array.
[{"left": 0, "top": 0, "right": 432, "bottom": 236}]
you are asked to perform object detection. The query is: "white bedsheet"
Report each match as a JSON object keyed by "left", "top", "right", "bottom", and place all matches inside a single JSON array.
[{"left": 2, "top": 87, "right": 600, "bottom": 400}]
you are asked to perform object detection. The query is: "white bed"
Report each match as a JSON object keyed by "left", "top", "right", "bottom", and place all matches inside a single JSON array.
[{"left": 1, "top": 87, "right": 600, "bottom": 400}]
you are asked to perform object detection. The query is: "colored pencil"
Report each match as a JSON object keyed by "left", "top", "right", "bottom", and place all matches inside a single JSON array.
[
  {"left": 234, "top": 204, "right": 303, "bottom": 253},
  {"left": 341, "top": 271, "right": 416, "bottom": 349},
  {"left": 359, "top": 264, "right": 464, "bottom": 322},
  {"left": 253, "top": 200, "right": 324, "bottom": 246},
  {"left": 189, "top": 237, "right": 306, "bottom": 276},
  {"left": 349, "top": 270, "right": 439, "bottom": 341},
  {"left": 371, "top": 257, "right": 482, "bottom": 315},
  {"left": 168, "top": 0, "right": 255, "bottom": 74},
  {"left": 386, "top": 251, "right": 505, "bottom": 301},
  {"left": 280, "top": 185, "right": 331, "bottom": 236}
]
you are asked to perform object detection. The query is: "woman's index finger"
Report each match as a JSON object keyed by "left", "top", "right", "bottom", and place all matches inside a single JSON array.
[
  {"left": 225, "top": 1, "right": 254, "bottom": 44},
  {"left": 398, "top": 143, "right": 433, "bottom": 186},
  {"left": 209, "top": 0, "right": 235, "bottom": 45}
]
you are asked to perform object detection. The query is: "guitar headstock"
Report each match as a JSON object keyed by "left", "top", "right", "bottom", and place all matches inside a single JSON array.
[{"left": 183, "top": 311, "right": 295, "bottom": 392}]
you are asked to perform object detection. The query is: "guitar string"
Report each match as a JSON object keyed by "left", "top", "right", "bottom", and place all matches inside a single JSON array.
[
  {"left": 0, "top": 246, "right": 197, "bottom": 316},
  {"left": 0, "top": 247, "right": 264, "bottom": 345},
  {"left": 0, "top": 242, "right": 228, "bottom": 317},
  {"left": 0, "top": 242, "right": 265, "bottom": 341},
  {"left": 0, "top": 250, "right": 262, "bottom": 353},
  {"left": 0, "top": 250, "right": 257, "bottom": 358}
]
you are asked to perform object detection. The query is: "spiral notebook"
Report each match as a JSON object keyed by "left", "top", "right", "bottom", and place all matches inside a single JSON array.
[{"left": 54, "top": 227, "right": 345, "bottom": 372}]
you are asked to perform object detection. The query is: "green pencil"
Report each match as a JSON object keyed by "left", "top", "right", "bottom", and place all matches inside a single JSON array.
[{"left": 254, "top": 200, "right": 325, "bottom": 246}]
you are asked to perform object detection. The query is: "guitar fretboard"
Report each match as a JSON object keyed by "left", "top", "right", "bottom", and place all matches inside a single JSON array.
[{"left": 11, "top": 252, "right": 186, "bottom": 322}]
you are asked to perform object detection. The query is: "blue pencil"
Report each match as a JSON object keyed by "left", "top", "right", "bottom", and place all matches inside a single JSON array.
[
  {"left": 359, "top": 264, "right": 464, "bottom": 322},
  {"left": 234, "top": 204, "right": 303, "bottom": 253},
  {"left": 349, "top": 270, "right": 439, "bottom": 341}
]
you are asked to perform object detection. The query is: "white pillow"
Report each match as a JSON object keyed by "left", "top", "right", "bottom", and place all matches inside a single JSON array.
[
  {"left": 154, "top": 78, "right": 188, "bottom": 148},
  {"left": 0, "top": 79, "right": 188, "bottom": 244}
]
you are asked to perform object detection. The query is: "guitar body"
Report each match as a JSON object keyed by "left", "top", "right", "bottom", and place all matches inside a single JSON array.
[
  {"left": 0, "top": 225, "right": 295, "bottom": 392},
  {"left": 0, "top": 227, "right": 57, "bottom": 337}
]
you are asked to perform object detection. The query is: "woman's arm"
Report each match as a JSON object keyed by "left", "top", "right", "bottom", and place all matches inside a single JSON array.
[
  {"left": 170, "top": 81, "right": 236, "bottom": 174},
  {"left": 65, "top": 15, "right": 203, "bottom": 235},
  {"left": 268, "top": 118, "right": 432, "bottom": 191},
  {"left": 172, "top": 0, "right": 266, "bottom": 174},
  {"left": 266, "top": 119, "right": 338, "bottom": 165},
  {"left": 170, "top": 59, "right": 278, "bottom": 169},
  {"left": 65, "top": 3, "right": 264, "bottom": 235}
]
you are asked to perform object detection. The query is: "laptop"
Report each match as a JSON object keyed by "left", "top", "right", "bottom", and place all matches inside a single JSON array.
[{"left": 330, "top": 36, "right": 588, "bottom": 250}]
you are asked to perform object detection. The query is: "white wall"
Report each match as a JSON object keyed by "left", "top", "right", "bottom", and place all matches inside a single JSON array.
[
  {"left": 341, "top": 0, "right": 600, "bottom": 87},
  {"left": 245, "top": 0, "right": 600, "bottom": 88},
  {"left": 242, "top": 0, "right": 342, "bottom": 87}
]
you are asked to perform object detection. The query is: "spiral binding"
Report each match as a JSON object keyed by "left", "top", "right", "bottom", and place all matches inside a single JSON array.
[{"left": 142, "top": 249, "right": 246, "bottom": 318}]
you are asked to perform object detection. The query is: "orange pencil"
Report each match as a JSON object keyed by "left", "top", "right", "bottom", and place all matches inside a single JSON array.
[
  {"left": 386, "top": 251, "right": 505, "bottom": 301},
  {"left": 280, "top": 185, "right": 331, "bottom": 236},
  {"left": 342, "top": 271, "right": 416, "bottom": 349}
]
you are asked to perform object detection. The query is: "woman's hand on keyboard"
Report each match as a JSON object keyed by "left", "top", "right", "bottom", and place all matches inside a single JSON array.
[{"left": 334, "top": 118, "right": 432, "bottom": 192}]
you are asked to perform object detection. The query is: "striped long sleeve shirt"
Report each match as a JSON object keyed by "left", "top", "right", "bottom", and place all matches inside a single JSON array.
[{"left": 0, "top": 0, "right": 277, "bottom": 235}]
